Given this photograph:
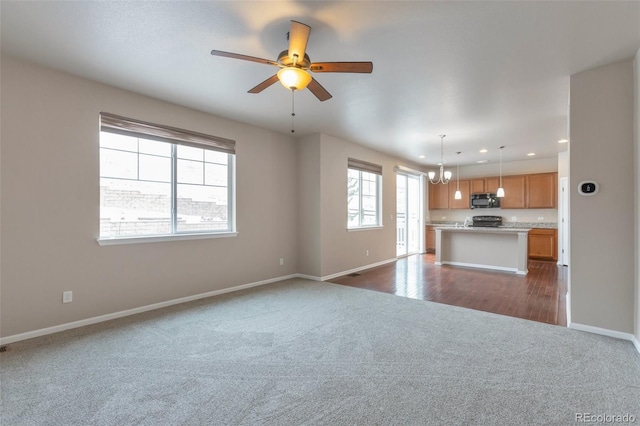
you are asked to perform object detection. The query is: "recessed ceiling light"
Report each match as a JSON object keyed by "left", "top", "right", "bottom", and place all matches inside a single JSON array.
[
  {"left": 419, "top": 155, "right": 425, "bottom": 159},
  {"left": 476, "top": 159, "right": 489, "bottom": 164},
  {"left": 527, "top": 152, "right": 536, "bottom": 156},
  {"left": 479, "top": 149, "right": 488, "bottom": 153},
  {"left": 558, "top": 139, "right": 569, "bottom": 144}
]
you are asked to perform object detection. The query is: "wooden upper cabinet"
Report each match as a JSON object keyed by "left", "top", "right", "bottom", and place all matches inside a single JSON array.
[
  {"left": 449, "top": 180, "right": 470, "bottom": 209},
  {"left": 470, "top": 178, "right": 485, "bottom": 194},
  {"left": 427, "top": 172, "right": 558, "bottom": 210},
  {"left": 527, "top": 173, "right": 557, "bottom": 209},
  {"left": 485, "top": 177, "right": 500, "bottom": 194},
  {"left": 429, "top": 182, "right": 450, "bottom": 209},
  {"left": 500, "top": 175, "right": 526, "bottom": 209}
]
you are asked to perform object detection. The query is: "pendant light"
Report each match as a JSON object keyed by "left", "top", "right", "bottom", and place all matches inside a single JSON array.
[
  {"left": 496, "top": 146, "right": 505, "bottom": 197},
  {"left": 454, "top": 152, "right": 462, "bottom": 199},
  {"left": 428, "top": 135, "right": 452, "bottom": 184}
]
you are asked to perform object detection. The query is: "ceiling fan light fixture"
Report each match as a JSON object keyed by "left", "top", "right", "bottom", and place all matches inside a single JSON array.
[{"left": 277, "top": 67, "right": 312, "bottom": 90}]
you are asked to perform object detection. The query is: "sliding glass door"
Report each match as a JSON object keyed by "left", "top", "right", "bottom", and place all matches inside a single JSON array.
[{"left": 396, "top": 172, "right": 422, "bottom": 257}]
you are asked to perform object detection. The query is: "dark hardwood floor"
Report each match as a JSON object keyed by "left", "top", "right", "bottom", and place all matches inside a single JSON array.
[{"left": 329, "top": 253, "right": 568, "bottom": 327}]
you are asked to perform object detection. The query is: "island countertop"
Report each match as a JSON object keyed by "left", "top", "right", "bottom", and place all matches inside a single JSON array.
[{"left": 433, "top": 226, "right": 531, "bottom": 233}]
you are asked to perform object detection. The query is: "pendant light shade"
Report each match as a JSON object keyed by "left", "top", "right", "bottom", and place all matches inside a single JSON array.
[
  {"left": 497, "top": 146, "right": 505, "bottom": 197},
  {"left": 454, "top": 151, "right": 462, "bottom": 199}
]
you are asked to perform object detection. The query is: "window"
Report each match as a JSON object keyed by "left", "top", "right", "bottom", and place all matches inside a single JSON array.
[
  {"left": 99, "top": 113, "right": 235, "bottom": 241},
  {"left": 347, "top": 158, "right": 382, "bottom": 229}
]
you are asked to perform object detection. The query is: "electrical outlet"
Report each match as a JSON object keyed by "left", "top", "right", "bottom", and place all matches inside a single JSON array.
[
  {"left": 538, "top": 216, "right": 544, "bottom": 221},
  {"left": 279, "top": 258, "right": 284, "bottom": 266},
  {"left": 366, "top": 250, "right": 369, "bottom": 257},
  {"left": 511, "top": 216, "right": 517, "bottom": 222},
  {"left": 62, "top": 291, "right": 73, "bottom": 303}
]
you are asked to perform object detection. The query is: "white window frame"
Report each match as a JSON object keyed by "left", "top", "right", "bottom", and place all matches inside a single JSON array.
[
  {"left": 347, "top": 158, "right": 383, "bottom": 230},
  {"left": 98, "top": 113, "right": 237, "bottom": 245}
]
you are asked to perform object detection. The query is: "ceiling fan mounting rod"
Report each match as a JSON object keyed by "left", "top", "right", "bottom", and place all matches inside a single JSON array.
[{"left": 277, "top": 50, "right": 311, "bottom": 69}]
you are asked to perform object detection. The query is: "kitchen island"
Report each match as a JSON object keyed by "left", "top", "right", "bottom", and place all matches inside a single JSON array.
[{"left": 435, "top": 226, "right": 531, "bottom": 275}]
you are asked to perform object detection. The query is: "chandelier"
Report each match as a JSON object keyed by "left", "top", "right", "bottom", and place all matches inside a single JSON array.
[{"left": 428, "top": 135, "right": 452, "bottom": 184}]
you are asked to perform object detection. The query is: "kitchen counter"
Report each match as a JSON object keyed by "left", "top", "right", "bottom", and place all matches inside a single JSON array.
[
  {"left": 429, "top": 221, "right": 556, "bottom": 229},
  {"left": 435, "top": 227, "right": 530, "bottom": 275},
  {"left": 434, "top": 225, "right": 532, "bottom": 233}
]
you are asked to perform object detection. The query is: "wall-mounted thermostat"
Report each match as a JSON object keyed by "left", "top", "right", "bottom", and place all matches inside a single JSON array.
[{"left": 578, "top": 181, "right": 599, "bottom": 196}]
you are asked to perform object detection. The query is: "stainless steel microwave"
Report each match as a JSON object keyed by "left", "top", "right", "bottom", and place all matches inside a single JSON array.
[{"left": 470, "top": 193, "right": 500, "bottom": 209}]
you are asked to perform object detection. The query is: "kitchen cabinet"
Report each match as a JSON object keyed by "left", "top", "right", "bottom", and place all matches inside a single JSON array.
[
  {"left": 429, "top": 182, "right": 450, "bottom": 209},
  {"left": 470, "top": 178, "right": 485, "bottom": 194},
  {"left": 500, "top": 175, "right": 526, "bottom": 209},
  {"left": 449, "top": 179, "right": 471, "bottom": 209},
  {"left": 426, "top": 225, "right": 436, "bottom": 252},
  {"left": 528, "top": 228, "right": 557, "bottom": 261},
  {"left": 527, "top": 173, "right": 557, "bottom": 208},
  {"left": 428, "top": 172, "right": 558, "bottom": 210}
]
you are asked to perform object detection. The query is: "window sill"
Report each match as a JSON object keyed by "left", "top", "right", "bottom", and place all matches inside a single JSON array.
[
  {"left": 97, "top": 232, "right": 238, "bottom": 246},
  {"left": 347, "top": 226, "right": 384, "bottom": 232}
]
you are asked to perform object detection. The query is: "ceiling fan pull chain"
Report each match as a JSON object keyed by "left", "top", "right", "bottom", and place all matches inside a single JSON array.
[{"left": 291, "top": 88, "right": 296, "bottom": 133}]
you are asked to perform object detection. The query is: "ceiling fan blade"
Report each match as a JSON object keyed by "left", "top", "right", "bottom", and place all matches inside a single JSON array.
[
  {"left": 307, "top": 78, "right": 332, "bottom": 102},
  {"left": 210, "top": 50, "right": 279, "bottom": 67},
  {"left": 288, "top": 20, "right": 311, "bottom": 63},
  {"left": 248, "top": 74, "right": 280, "bottom": 94},
  {"left": 310, "top": 62, "right": 373, "bottom": 73}
]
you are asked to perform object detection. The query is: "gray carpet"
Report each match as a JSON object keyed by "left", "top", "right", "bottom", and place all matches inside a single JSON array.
[{"left": 1, "top": 278, "right": 639, "bottom": 425}]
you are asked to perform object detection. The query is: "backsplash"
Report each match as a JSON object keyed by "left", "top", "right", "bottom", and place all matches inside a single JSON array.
[
  {"left": 427, "top": 220, "right": 557, "bottom": 229},
  {"left": 426, "top": 208, "right": 558, "bottom": 227}
]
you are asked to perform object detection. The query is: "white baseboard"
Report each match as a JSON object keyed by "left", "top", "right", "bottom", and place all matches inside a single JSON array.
[
  {"left": 0, "top": 274, "right": 299, "bottom": 346},
  {"left": 295, "top": 274, "right": 322, "bottom": 281},
  {"left": 569, "top": 322, "right": 640, "bottom": 354},
  {"left": 320, "top": 258, "right": 397, "bottom": 281},
  {"left": 0, "top": 260, "right": 399, "bottom": 346},
  {"left": 293, "top": 258, "right": 397, "bottom": 282}
]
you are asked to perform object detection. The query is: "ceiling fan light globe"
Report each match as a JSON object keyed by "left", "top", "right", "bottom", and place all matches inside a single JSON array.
[{"left": 277, "top": 67, "right": 312, "bottom": 90}]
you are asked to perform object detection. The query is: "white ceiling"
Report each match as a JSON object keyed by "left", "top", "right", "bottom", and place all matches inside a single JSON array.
[{"left": 1, "top": 1, "right": 639, "bottom": 167}]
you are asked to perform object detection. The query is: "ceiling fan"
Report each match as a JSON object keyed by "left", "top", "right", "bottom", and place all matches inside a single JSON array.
[{"left": 210, "top": 20, "right": 373, "bottom": 102}]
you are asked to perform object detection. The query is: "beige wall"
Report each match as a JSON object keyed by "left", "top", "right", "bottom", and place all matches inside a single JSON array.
[
  {"left": 319, "top": 134, "right": 398, "bottom": 278},
  {"left": 297, "top": 132, "right": 428, "bottom": 279},
  {"left": 0, "top": 56, "right": 299, "bottom": 337},
  {"left": 635, "top": 48, "right": 640, "bottom": 344},
  {"left": 297, "top": 134, "right": 322, "bottom": 277},
  {"left": 570, "top": 59, "right": 635, "bottom": 333}
]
